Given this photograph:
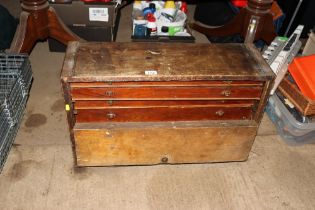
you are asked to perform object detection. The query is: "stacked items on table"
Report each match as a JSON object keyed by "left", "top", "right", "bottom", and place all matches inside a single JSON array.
[
  {"left": 264, "top": 26, "right": 315, "bottom": 144},
  {"left": 132, "top": 0, "right": 194, "bottom": 41},
  {"left": 0, "top": 54, "right": 32, "bottom": 172}
]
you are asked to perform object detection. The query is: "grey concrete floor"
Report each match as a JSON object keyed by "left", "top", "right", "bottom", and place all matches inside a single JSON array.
[{"left": 1, "top": 2, "right": 315, "bottom": 210}]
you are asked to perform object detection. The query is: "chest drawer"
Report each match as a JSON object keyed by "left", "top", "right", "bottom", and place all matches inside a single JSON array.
[
  {"left": 73, "top": 121, "right": 258, "bottom": 166},
  {"left": 74, "top": 100, "right": 256, "bottom": 109},
  {"left": 70, "top": 86, "right": 263, "bottom": 100},
  {"left": 75, "top": 106, "right": 253, "bottom": 123}
]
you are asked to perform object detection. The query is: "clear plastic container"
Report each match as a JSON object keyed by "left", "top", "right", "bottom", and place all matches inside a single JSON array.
[
  {"left": 303, "top": 31, "right": 315, "bottom": 56},
  {"left": 266, "top": 94, "right": 315, "bottom": 144}
]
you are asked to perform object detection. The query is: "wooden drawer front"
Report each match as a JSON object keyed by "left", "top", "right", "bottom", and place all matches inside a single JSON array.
[
  {"left": 74, "top": 123, "right": 258, "bottom": 166},
  {"left": 74, "top": 100, "right": 256, "bottom": 109},
  {"left": 71, "top": 86, "right": 262, "bottom": 100},
  {"left": 75, "top": 106, "right": 253, "bottom": 123}
]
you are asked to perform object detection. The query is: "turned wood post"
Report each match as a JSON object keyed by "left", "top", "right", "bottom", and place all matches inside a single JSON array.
[
  {"left": 21, "top": 0, "right": 50, "bottom": 40},
  {"left": 191, "top": 0, "right": 276, "bottom": 44},
  {"left": 10, "top": 0, "right": 82, "bottom": 54}
]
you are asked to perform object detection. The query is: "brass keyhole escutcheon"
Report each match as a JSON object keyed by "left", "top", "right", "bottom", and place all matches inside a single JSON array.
[
  {"left": 107, "top": 100, "right": 113, "bottom": 106},
  {"left": 215, "top": 110, "right": 225, "bottom": 117},
  {"left": 107, "top": 112, "right": 116, "bottom": 119},
  {"left": 161, "top": 157, "right": 168, "bottom": 163}
]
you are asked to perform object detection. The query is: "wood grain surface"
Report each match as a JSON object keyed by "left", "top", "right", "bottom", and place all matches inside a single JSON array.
[
  {"left": 62, "top": 42, "right": 274, "bottom": 82},
  {"left": 70, "top": 86, "right": 263, "bottom": 100},
  {"left": 74, "top": 121, "right": 258, "bottom": 166},
  {"left": 74, "top": 100, "right": 256, "bottom": 109},
  {"left": 75, "top": 106, "right": 253, "bottom": 122},
  {"left": 61, "top": 41, "right": 274, "bottom": 166},
  {"left": 279, "top": 76, "right": 315, "bottom": 116}
]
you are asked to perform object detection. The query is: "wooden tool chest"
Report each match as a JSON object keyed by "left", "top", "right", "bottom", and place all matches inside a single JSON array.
[
  {"left": 61, "top": 41, "right": 274, "bottom": 166},
  {"left": 278, "top": 76, "right": 315, "bottom": 116}
]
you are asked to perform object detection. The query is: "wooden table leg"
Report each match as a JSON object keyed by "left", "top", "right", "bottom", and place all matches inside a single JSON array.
[
  {"left": 9, "top": 0, "right": 82, "bottom": 54},
  {"left": 191, "top": 0, "right": 277, "bottom": 44}
]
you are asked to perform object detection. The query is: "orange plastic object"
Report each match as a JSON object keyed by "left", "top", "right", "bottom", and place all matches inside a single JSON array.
[
  {"left": 271, "top": 2, "right": 284, "bottom": 20},
  {"left": 288, "top": 54, "right": 315, "bottom": 100}
]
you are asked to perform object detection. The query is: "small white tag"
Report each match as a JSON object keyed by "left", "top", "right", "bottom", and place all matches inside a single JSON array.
[
  {"left": 145, "top": 70, "right": 158, "bottom": 75},
  {"left": 284, "top": 98, "right": 295, "bottom": 109},
  {"left": 89, "top": 8, "right": 109, "bottom": 22}
]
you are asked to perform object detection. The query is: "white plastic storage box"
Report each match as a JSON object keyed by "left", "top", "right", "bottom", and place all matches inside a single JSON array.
[{"left": 266, "top": 94, "right": 315, "bottom": 144}]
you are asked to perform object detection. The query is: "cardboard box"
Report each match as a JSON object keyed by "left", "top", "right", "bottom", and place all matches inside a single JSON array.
[{"left": 48, "top": 0, "right": 120, "bottom": 52}]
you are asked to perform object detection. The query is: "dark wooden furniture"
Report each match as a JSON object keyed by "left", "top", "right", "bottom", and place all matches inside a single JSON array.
[
  {"left": 191, "top": 0, "right": 276, "bottom": 44},
  {"left": 61, "top": 42, "right": 274, "bottom": 166},
  {"left": 9, "top": 0, "right": 81, "bottom": 54}
]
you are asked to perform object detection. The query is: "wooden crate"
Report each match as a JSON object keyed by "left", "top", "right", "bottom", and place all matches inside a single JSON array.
[
  {"left": 61, "top": 42, "right": 274, "bottom": 166},
  {"left": 278, "top": 76, "right": 315, "bottom": 116}
]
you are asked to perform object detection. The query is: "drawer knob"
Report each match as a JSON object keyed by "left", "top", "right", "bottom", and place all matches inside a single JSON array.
[
  {"left": 106, "top": 112, "right": 116, "bottom": 119},
  {"left": 107, "top": 100, "right": 113, "bottom": 106},
  {"left": 221, "top": 90, "right": 231, "bottom": 97},
  {"left": 105, "top": 91, "right": 114, "bottom": 97},
  {"left": 215, "top": 110, "right": 225, "bottom": 117}
]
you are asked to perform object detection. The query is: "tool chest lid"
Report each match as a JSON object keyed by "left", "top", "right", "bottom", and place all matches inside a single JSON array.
[{"left": 61, "top": 41, "right": 274, "bottom": 82}]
